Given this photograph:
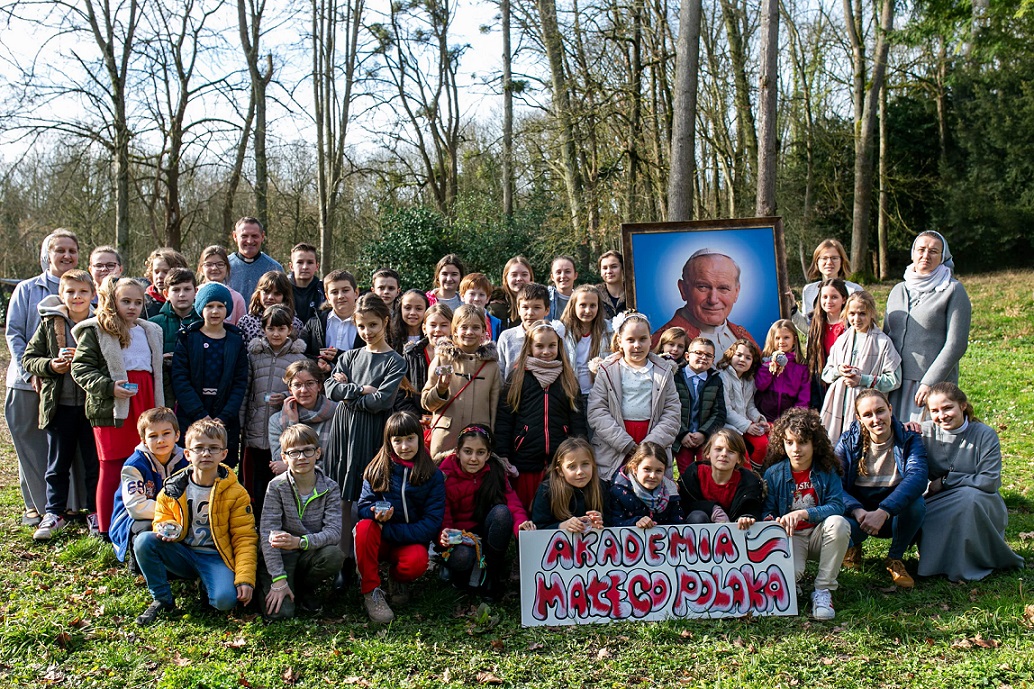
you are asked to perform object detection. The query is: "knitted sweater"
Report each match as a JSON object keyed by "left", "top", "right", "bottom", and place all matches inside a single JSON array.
[{"left": 227, "top": 251, "right": 284, "bottom": 302}]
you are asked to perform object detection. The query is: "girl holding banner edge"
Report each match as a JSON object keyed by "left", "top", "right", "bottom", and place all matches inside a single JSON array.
[{"left": 531, "top": 438, "right": 605, "bottom": 532}]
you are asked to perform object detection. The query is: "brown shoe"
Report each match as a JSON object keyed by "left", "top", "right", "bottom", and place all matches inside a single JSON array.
[
  {"left": 843, "top": 545, "right": 863, "bottom": 570},
  {"left": 363, "top": 587, "right": 395, "bottom": 624},
  {"left": 886, "top": 559, "right": 915, "bottom": 588}
]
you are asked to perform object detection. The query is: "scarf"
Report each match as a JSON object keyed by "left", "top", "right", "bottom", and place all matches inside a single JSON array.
[
  {"left": 525, "top": 357, "right": 563, "bottom": 388},
  {"left": 903, "top": 231, "right": 955, "bottom": 293},
  {"left": 297, "top": 396, "right": 337, "bottom": 425},
  {"left": 623, "top": 469, "right": 672, "bottom": 514},
  {"left": 146, "top": 283, "right": 166, "bottom": 304}
]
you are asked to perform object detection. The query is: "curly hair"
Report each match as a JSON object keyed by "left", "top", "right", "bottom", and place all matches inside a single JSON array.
[{"left": 761, "top": 407, "right": 842, "bottom": 475}]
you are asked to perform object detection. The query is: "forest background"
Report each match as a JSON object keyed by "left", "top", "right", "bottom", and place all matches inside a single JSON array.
[{"left": 0, "top": 0, "right": 1031, "bottom": 288}]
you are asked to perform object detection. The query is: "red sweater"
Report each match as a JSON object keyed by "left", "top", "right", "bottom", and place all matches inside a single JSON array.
[{"left": 439, "top": 453, "right": 529, "bottom": 537}]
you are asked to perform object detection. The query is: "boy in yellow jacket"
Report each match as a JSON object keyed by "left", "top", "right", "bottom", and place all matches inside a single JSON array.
[{"left": 134, "top": 418, "right": 257, "bottom": 625}]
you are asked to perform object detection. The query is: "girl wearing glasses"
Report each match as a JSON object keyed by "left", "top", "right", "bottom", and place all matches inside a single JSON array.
[{"left": 196, "top": 246, "right": 247, "bottom": 326}]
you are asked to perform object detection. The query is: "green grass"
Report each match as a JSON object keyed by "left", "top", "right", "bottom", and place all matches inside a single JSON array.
[{"left": 2, "top": 271, "right": 1033, "bottom": 688}]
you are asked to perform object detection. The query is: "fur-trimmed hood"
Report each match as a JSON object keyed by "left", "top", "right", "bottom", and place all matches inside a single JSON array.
[
  {"left": 71, "top": 316, "right": 165, "bottom": 420},
  {"left": 434, "top": 338, "right": 498, "bottom": 364}
]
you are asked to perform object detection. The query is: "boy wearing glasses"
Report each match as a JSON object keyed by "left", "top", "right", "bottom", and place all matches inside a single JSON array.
[
  {"left": 134, "top": 418, "right": 257, "bottom": 625},
  {"left": 674, "top": 337, "right": 727, "bottom": 473},
  {"left": 259, "top": 423, "right": 343, "bottom": 619}
]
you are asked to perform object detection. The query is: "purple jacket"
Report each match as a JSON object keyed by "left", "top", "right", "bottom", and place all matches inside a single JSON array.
[{"left": 754, "top": 352, "right": 810, "bottom": 422}]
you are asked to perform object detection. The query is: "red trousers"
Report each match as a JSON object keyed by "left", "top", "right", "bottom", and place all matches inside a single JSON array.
[
  {"left": 511, "top": 470, "right": 544, "bottom": 513},
  {"left": 95, "top": 457, "right": 126, "bottom": 532},
  {"left": 354, "top": 519, "right": 429, "bottom": 594},
  {"left": 744, "top": 432, "right": 770, "bottom": 471}
]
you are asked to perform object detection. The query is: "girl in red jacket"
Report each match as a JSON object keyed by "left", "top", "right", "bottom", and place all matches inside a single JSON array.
[{"left": 438, "top": 424, "right": 534, "bottom": 600}]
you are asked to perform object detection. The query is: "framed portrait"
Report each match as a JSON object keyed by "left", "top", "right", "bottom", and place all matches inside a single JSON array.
[{"left": 621, "top": 217, "right": 789, "bottom": 347}]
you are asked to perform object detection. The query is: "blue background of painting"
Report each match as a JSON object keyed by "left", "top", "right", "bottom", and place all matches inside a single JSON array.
[{"left": 628, "top": 227, "right": 782, "bottom": 344}]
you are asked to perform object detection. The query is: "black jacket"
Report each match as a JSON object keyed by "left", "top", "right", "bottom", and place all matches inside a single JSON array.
[
  {"left": 301, "top": 308, "right": 363, "bottom": 361},
  {"left": 677, "top": 461, "right": 765, "bottom": 521},
  {"left": 495, "top": 371, "right": 588, "bottom": 473}
]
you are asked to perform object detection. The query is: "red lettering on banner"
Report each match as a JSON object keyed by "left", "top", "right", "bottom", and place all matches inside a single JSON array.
[
  {"left": 568, "top": 575, "right": 589, "bottom": 617},
  {"left": 533, "top": 572, "right": 568, "bottom": 620},
  {"left": 541, "top": 531, "right": 574, "bottom": 571},
  {"left": 573, "top": 531, "right": 596, "bottom": 567},
  {"left": 622, "top": 530, "right": 645, "bottom": 567},
  {"left": 646, "top": 531, "right": 666, "bottom": 567},
  {"left": 666, "top": 527, "right": 698, "bottom": 564},
  {"left": 713, "top": 526, "right": 740, "bottom": 563},
  {"left": 598, "top": 529, "right": 622, "bottom": 566},
  {"left": 697, "top": 528, "right": 711, "bottom": 561}
]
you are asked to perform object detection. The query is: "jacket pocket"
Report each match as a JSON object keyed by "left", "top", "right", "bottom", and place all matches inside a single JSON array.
[{"left": 514, "top": 425, "right": 528, "bottom": 451}]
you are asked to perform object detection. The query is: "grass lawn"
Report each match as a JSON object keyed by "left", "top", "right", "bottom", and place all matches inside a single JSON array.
[{"left": 1, "top": 271, "right": 1032, "bottom": 688}]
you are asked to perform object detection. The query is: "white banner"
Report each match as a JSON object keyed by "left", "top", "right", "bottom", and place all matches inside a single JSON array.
[{"left": 519, "top": 522, "right": 798, "bottom": 626}]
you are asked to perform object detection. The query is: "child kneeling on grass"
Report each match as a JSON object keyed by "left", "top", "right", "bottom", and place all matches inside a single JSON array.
[
  {"left": 134, "top": 418, "right": 257, "bottom": 626},
  {"left": 259, "top": 424, "right": 343, "bottom": 619},
  {"left": 109, "top": 407, "right": 187, "bottom": 573},
  {"left": 761, "top": 407, "right": 850, "bottom": 621}
]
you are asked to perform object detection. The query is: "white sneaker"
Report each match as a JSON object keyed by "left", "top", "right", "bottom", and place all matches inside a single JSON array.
[
  {"left": 33, "top": 513, "right": 67, "bottom": 541},
  {"left": 811, "top": 588, "right": 835, "bottom": 620}
]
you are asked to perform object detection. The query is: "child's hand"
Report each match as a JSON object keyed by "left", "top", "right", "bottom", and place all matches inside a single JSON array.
[
  {"left": 50, "top": 357, "right": 71, "bottom": 374},
  {"left": 265, "top": 583, "right": 294, "bottom": 615},
  {"left": 635, "top": 516, "right": 656, "bottom": 529},
  {"left": 436, "top": 369, "right": 452, "bottom": 392},
  {"left": 561, "top": 517, "right": 587, "bottom": 533},
  {"left": 747, "top": 422, "right": 764, "bottom": 436},
  {"left": 269, "top": 531, "right": 301, "bottom": 550},
  {"left": 585, "top": 510, "right": 604, "bottom": 529},
  {"left": 164, "top": 352, "right": 174, "bottom": 362},
  {"left": 439, "top": 529, "right": 452, "bottom": 548},
  {"left": 683, "top": 431, "right": 705, "bottom": 448},
  {"left": 320, "top": 347, "right": 338, "bottom": 362},
  {"left": 374, "top": 506, "right": 394, "bottom": 523},
  {"left": 518, "top": 521, "right": 536, "bottom": 531},
  {"left": 317, "top": 359, "right": 331, "bottom": 373},
  {"left": 236, "top": 584, "right": 253, "bottom": 605},
  {"left": 113, "top": 380, "right": 135, "bottom": 399},
  {"left": 333, "top": 372, "right": 349, "bottom": 384},
  {"left": 361, "top": 385, "right": 377, "bottom": 396},
  {"left": 776, "top": 509, "right": 809, "bottom": 536},
  {"left": 737, "top": 516, "right": 756, "bottom": 530},
  {"left": 588, "top": 357, "right": 602, "bottom": 375},
  {"left": 269, "top": 459, "right": 288, "bottom": 475},
  {"left": 768, "top": 360, "right": 783, "bottom": 375}
]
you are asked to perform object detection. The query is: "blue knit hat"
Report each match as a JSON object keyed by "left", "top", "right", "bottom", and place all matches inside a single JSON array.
[{"left": 195, "top": 282, "right": 233, "bottom": 319}]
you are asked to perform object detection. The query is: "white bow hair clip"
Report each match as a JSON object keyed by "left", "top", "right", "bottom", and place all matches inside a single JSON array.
[{"left": 611, "top": 310, "right": 650, "bottom": 332}]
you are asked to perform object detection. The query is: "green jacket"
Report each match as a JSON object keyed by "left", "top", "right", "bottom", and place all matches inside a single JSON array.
[
  {"left": 21, "top": 296, "right": 91, "bottom": 428},
  {"left": 70, "top": 318, "right": 166, "bottom": 427},
  {"left": 149, "top": 301, "right": 201, "bottom": 407}
]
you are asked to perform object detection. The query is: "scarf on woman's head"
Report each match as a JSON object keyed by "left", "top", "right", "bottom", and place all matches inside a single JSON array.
[
  {"left": 525, "top": 357, "right": 563, "bottom": 388},
  {"left": 903, "top": 231, "right": 955, "bottom": 293}
]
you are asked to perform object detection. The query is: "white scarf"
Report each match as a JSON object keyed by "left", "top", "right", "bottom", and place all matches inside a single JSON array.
[{"left": 903, "top": 231, "right": 955, "bottom": 293}]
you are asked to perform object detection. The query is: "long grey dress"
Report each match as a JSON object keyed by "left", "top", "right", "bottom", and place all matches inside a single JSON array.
[
  {"left": 323, "top": 348, "right": 407, "bottom": 501},
  {"left": 918, "top": 420, "right": 1024, "bottom": 581}
]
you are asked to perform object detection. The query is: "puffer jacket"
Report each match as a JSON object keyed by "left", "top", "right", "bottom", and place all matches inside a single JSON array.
[
  {"left": 260, "top": 467, "right": 341, "bottom": 582},
  {"left": 70, "top": 317, "right": 165, "bottom": 427},
  {"left": 153, "top": 463, "right": 258, "bottom": 587},
  {"left": 495, "top": 370, "right": 587, "bottom": 473},
  {"left": 356, "top": 459, "right": 446, "bottom": 545},
  {"left": 530, "top": 476, "right": 604, "bottom": 530},
  {"left": 835, "top": 417, "right": 928, "bottom": 517},
  {"left": 673, "top": 366, "right": 726, "bottom": 444},
  {"left": 22, "top": 295, "right": 91, "bottom": 428},
  {"left": 607, "top": 470, "right": 684, "bottom": 526},
  {"left": 439, "top": 453, "right": 528, "bottom": 537},
  {"left": 587, "top": 353, "right": 681, "bottom": 480},
  {"left": 242, "top": 337, "right": 308, "bottom": 449},
  {"left": 677, "top": 461, "right": 765, "bottom": 520},
  {"left": 421, "top": 339, "right": 501, "bottom": 460}
]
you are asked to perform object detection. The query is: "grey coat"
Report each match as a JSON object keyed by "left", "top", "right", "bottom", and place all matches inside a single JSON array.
[
  {"left": 242, "top": 337, "right": 308, "bottom": 449},
  {"left": 259, "top": 467, "right": 342, "bottom": 582},
  {"left": 918, "top": 421, "right": 1024, "bottom": 581}
]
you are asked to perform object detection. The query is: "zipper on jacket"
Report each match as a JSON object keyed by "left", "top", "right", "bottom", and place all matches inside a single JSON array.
[
  {"left": 401, "top": 467, "right": 410, "bottom": 523},
  {"left": 543, "top": 386, "right": 550, "bottom": 455}
]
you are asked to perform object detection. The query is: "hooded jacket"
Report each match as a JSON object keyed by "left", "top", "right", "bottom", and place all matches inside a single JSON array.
[
  {"left": 109, "top": 442, "right": 188, "bottom": 561},
  {"left": 153, "top": 463, "right": 258, "bottom": 587},
  {"left": 170, "top": 320, "right": 249, "bottom": 431},
  {"left": 242, "top": 336, "right": 308, "bottom": 449},
  {"left": 22, "top": 294, "right": 92, "bottom": 428},
  {"left": 607, "top": 470, "right": 684, "bottom": 526},
  {"left": 356, "top": 460, "right": 446, "bottom": 545},
  {"left": 421, "top": 339, "right": 502, "bottom": 460},
  {"left": 439, "top": 452, "right": 528, "bottom": 536},
  {"left": 70, "top": 317, "right": 166, "bottom": 427},
  {"left": 587, "top": 353, "right": 681, "bottom": 480}
]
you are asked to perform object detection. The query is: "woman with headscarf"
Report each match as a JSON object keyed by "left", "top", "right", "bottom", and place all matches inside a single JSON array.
[{"left": 882, "top": 231, "right": 971, "bottom": 422}]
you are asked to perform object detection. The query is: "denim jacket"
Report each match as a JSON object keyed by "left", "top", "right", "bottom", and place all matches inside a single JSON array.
[
  {"left": 762, "top": 459, "right": 845, "bottom": 524},
  {"left": 834, "top": 417, "right": 928, "bottom": 517}
]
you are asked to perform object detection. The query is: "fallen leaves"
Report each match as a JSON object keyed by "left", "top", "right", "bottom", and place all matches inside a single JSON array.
[
  {"left": 281, "top": 666, "right": 300, "bottom": 685},
  {"left": 1018, "top": 531, "right": 1034, "bottom": 541},
  {"left": 951, "top": 634, "right": 1000, "bottom": 649},
  {"left": 1023, "top": 604, "right": 1034, "bottom": 628},
  {"left": 476, "top": 671, "right": 504, "bottom": 684}
]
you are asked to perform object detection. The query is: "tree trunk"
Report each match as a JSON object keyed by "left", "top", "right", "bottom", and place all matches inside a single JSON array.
[
  {"left": 666, "top": 0, "right": 701, "bottom": 221},
  {"left": 755, "top": 0, "right": 779, "bottom": 216},
  {"left": 848, "top": 0, "right": 894, "bottom": 274},
  {"left": 877, "top": 80, "right": 889, "bottom": 280},
  {"left": 501, "top": 0, "right": 514, "bottom": 220},
  {"left": 717, "top": 0, "right": 757, "bottom": 206}
]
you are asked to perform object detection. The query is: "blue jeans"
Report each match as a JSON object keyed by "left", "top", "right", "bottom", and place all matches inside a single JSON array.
[
  {"left": 134, "top": 531, "right": 238, "bottom": 609},
  {"left": 845, "top": 486, "right": 926, "bottom": 560}
]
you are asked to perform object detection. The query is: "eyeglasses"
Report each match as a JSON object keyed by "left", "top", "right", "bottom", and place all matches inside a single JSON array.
[
  {"left": 689, "top": 351, "right": 714, "bottom": 359},
  {"left": 201, "top": 261, "right": 227, "bottom": 270},
  {"left": 91, "top": 262, "right": 120, "bottom": 271},
  {"left": 284, "top": 446, "right": 319, "bottom": 459},
  {"left": 188, "top": 446, "right": 226, "bottom": 456},
  {"left": 289, "top": 380, "right": 320, "bottom": 390}
]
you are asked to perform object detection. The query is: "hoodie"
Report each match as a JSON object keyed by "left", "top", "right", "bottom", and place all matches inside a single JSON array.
[{"left": 22, "top": 294, "right": 92, "bottom": 428}]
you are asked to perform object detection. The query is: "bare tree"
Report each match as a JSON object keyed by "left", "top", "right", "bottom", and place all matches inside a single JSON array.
[
  {"left": 237, "top": 0, "right": 274, "bottom": 229},
  {"left": 755, "top": 0, "right": 778, "bottom": 215},
  {"left": 312, "top": 0, "right": 363, "bottom": 268},
  {"left": 667, "top": 0, "right": 701, "bottom": 221},
  {"left": 501, "top": 0, "right": 514, "bottom": 219}
]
